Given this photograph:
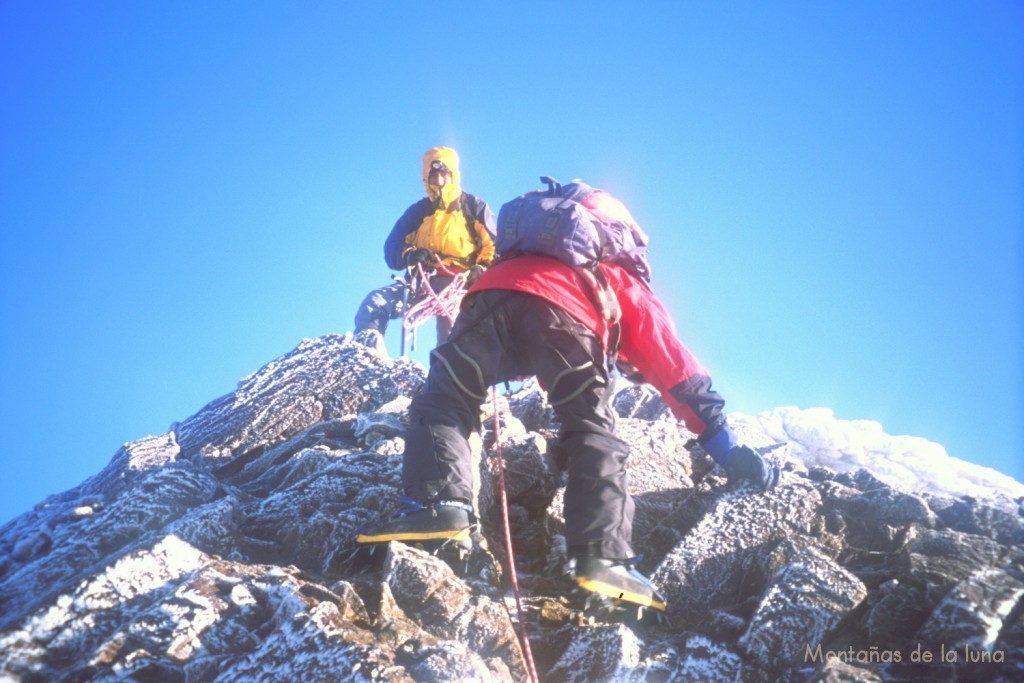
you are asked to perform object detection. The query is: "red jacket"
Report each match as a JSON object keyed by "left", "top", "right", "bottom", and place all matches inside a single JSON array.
[{"left": 470, "top": 254, "right": 714, "bottom": 434}]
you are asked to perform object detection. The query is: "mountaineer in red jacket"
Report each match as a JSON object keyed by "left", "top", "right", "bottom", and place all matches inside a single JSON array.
[{"left": 356, "top": 212, "right": 779, "bottom": 616}]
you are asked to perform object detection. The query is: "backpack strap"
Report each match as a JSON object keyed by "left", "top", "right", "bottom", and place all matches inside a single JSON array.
[
  {"left": 540, "top": 176, "right": 561, "bottom": 196},
  {"left": 573, "top": 265, "right": 622, "bottom": 372},
  {"left": 458, "top": 194, "right": 486, "bottom": 265}
]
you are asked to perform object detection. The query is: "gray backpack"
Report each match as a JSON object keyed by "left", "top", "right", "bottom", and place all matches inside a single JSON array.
[{"left": 495, "top": 177, "right": 651, "bottom": 282}]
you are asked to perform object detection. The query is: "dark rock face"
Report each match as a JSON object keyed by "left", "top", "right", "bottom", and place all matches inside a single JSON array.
[{"left": 1, "top": 332, "right": 1021, "bottom": 682}]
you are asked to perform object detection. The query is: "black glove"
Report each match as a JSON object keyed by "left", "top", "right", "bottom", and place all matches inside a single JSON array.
[
  {"left": 404, "top": 248, "right": 438, "bottom": 270},
  {"left": 615, "top": 358, "right": 646, "bottom": 384},
  {"left": 465, "top": 264, "right": 486, "bottom": 286},
  {"left": 724, "top": 445, "right": 781, "bottom": 492}
]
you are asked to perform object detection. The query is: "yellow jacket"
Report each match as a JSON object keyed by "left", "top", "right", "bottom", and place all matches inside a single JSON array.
[{"left": 383, "top": 147, "right": 496, "bottom": 271}]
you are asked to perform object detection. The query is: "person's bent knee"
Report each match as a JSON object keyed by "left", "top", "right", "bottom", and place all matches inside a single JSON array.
[
  {"left": 429, "top": 342, "right": 488, "bottom": 402},
  {"left": 546, "top": 361, "right": 607, "bottom": 407}
]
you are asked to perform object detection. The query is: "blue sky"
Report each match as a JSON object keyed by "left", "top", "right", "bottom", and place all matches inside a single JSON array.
[{"left": 1, "top": 1, "right": 1021, "bottom": 525}]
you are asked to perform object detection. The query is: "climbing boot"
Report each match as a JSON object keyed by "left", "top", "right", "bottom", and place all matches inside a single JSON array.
[
  {"left": 356, "top": 498, "right": 475, "bottom": 552},
  {"left": 572, "top": 556, "right": 667, "bottom": 622}
]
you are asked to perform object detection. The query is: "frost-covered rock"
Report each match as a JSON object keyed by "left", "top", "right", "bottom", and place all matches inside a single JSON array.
[
  {"left": 1, "top": 332, "right": 1022, "bottom": 682},
  {"left": 381, "top": 541, "right": 526, "bottom": 680},
  {"left": 613, "top": 383, "right": 672, "bottom": 421},
  {"left": 915, "top": 567, "right": 1024, "bottom": 652},
  {"left": 740, "top": 543, "right": 868, "bottom": 672},
  {"left": 175, "top": 333, "right": 425, "bottom": 463},
  {"left": 546, "top": 623, "right": 641, "bottom": 682},
  {"left": 652, "top": 480, "right": 824, "bottom": 620}
]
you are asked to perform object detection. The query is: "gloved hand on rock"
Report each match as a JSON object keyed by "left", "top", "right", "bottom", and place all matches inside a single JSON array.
[
  {"left": 723, "top": 444, "right": 781, "bottom": 492},
  {"left": 699, "top": 424, "right": 781, "bottom": 492}
]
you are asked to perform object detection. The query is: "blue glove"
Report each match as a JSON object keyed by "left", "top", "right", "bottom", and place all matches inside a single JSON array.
[
  {"left": 700, "top": 425, "right": 780, "bottom": 492},
  {"left": 723, "top": 445, "right": 781, "bottom": 492}
]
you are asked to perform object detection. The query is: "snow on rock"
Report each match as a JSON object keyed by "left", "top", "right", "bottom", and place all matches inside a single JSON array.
[
  {"left": 381, "top": 541, "right": 526, "bottom": 680},
  {"left": 0, "top": 460, "right": 222, "bottom": 631},
  {"left": 739, "top": 542, "right": 868, "bottom": 671},
  {"left": 916, "top": 567, "right": 1024, "bottom": 652},
  {"left": 80, "top": 432, "right": 182, "bottom": 498},
  {"left": 546, "top": 623, "right": 641, "bottom": 682},
  {"left": 238, "top": 450, "right": 404, "bottom": 575},
  {"left": 730, "top": 406, "right": 1024, "bottom": 500},
  {"left": 652, "top": 480, "right": 825, "bottom": 620},
  {"left": 1, "top": 333, "right": 1022, "bottom": 682},
  {"left": 174, "top": 332, "right": 425, "bottom": 463},
  {"left": 673, "top": 635, "right": 746, "bottom": 683},
  {"left": 0, "top": 535, "right": 207, "bottom": 675}
]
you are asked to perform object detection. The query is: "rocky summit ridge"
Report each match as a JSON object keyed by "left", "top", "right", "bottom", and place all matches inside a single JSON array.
[{"left": 0, "top": 332, "right": 1022, "bottom": 682}]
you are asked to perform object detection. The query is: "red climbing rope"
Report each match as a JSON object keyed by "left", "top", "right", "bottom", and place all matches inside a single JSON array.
[{"left": 491, "top": 387, "right": 540, "bottom": 683}]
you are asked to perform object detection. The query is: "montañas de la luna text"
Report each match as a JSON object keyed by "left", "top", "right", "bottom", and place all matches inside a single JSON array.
[{"left": 805, "top": 643, "right": 1006, "bottom": 666}]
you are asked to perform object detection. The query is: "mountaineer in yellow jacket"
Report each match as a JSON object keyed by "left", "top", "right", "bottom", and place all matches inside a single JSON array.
[{"left": 354, "top": 147, "right": 496, "bottom": 342}]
